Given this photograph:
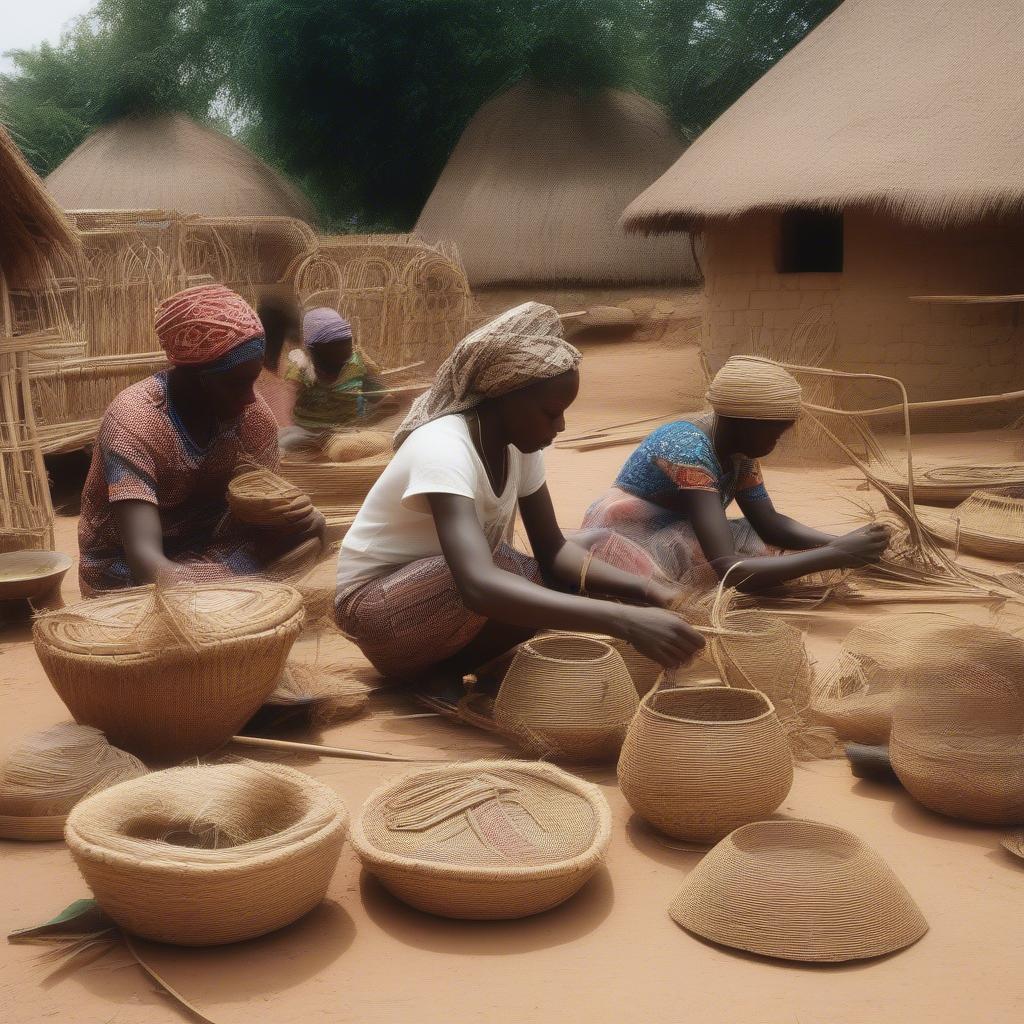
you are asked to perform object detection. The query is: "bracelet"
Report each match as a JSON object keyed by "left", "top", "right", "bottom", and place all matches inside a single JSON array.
[{"left": 579, "top": 550, "right": 595, "bottom": 596}]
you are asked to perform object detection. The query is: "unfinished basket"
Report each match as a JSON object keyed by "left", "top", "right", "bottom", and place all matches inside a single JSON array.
[
  {"left": 34, "top": 582, "right": 304, "bottom": 761},
  {"left": 228, "top": 468, "right": 311, "bottom": 527},
  {"left": 669, "top": 819, "right": 928, "bottom": 962},
  {"left": 876, "top": 463, "right": 1024, "bottom": 507},
  {"left": 0, "top": 723, "right": 146, "bottom": 841},
  {"left": 352, "top": 760, "right": 611, "bottom": 920},
  {"left": 494, "top": 634, "right": 638, "bottom": 762},
  {"left": 65, "top": 762, "right": 347, "bottom": 945},
  {"left": 918, "top": 487, "right": 1024, "bottom": 561},
  {"left": 618, "top": 688, "right": 793, "bottom": 843}
]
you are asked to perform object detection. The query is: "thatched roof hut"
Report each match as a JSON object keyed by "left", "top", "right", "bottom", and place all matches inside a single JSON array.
[
  {"left": 624, "top": 0, "right": 1024, "bottom": 232},
  {"left": 46, "top": 114, "right": 315, "bottom": 223},
  {"left": 415, "top": 83, "right": 697, "bottom": 288}
]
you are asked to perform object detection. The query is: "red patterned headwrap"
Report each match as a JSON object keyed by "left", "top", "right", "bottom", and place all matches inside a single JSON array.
[{"left": 154, "top": 284, "right": 264, "bottom": 366}]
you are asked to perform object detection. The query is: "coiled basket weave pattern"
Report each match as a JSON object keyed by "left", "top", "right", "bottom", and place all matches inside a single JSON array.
[
  {"left": 670, "top": 819, "right": 928, "bottom": 962},
  {"left": 618, "top": 688, "right": 793, "bottom": 843},
  {"left": 352, "top": 760, "right": 611, "bottom": 920},
  {"left": 227, "top": 468, "right": 312, "bottom": 527},
  {"left": 34, "top": 583, "right": 304, "bottom": 761},
  {"left": 65, "top": 762, "right": 348, "bottom": 946},
  {"left": 494, "top": 634, "right": 638, "bottom": 763}
]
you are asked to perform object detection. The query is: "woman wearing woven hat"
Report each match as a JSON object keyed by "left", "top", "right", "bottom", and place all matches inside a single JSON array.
[
  {"left": 78, "top": 284, "right": 324, "bottom": 594},
  {"left": 580, "top": 355, "right": 888, "bottom": 591},
  {"left": 335, "top": 302, "right": 704, "bottom": 695}
]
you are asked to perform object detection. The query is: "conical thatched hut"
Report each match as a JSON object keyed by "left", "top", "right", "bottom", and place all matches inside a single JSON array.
[
  {"left": 416, "top": 83, "right": 700, "bottom": 328},
  {"left": 624, "top": 0, "right": 1024, "bottom": 408},
  {"left": 47, "top": 114, "right": 315, "bottom": 222}
]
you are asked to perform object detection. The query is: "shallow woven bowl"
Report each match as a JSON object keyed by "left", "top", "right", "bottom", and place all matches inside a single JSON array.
[
  {"left": 0, "top": 551, "right": 72, "bottom": 601},
  {"left": 495, "top": 635, "right": 639, "bottom": 763},
  {"left": 352, "top": 760, "right": 611, "bottom": 920},
  {"left": 323, "top": 430, "right": 394, "bottom": 464},
  {"left": 65, "top": 762, "right": 347, "bottom": 946},
  {"left": 618, "top": 687, "right": 793, "bottom": 843},
  {"left": 670, "top": 819, "right": 928, "bottom": 962},
  {"left": 34, "top": 583, "right": 304, "bottom": 761},
  {"left": 228, "top": 469, "right": 311, "bottom": 527}
]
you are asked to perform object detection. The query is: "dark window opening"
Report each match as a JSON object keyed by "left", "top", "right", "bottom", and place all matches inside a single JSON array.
[{"left": 778, "top": 209, "right": 843, "bottom": 273}]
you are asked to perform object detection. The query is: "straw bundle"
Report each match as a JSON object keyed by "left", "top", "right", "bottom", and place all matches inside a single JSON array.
[
  {"left": 34, "top": 582, "right": 304, "bottom": 761},
  {"left": 228, "top": 468, "right": 311, "bottom": 527},
  {"left": 918, "top": 487, "right": 1024, "bottom": 560},
  {"left": 669, "top": 820, "right": 928, "bottom": 962},
  {"left": 65, "top": 762, "right": 347, "bottom": 945},
  {"left": 494, "top": 635, "right": 639, "bottom": 762},
  {"left": 0, "top": 724, "right": 146, "bottom": 841},
  {"left": 618, "top": 688, "right": 793, "bottom": 843},
  {"left": 352, "top": 760, "right": 611, "bottom": 919}
]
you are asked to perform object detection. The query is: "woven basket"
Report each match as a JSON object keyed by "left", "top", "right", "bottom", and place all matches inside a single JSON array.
[
  {"left": 228, "top": 468, "right": 311, "bottom": 527},
  {"left": 0, "top": 550, "right": 73, "bottom": 602},
  {"left": 541, "top": 630, "right": 661, "bottom": 696},
  {"left": 918, "top": 487, "right": 1024, "bottom": 561},
  {"left": 351, "top": 760, "right": 611, "bottom": 920},
  {"left": 0, "top": 723, "right": 146, "bottom": 842},
  {"left": 34, "top": 583, "right": 304, "bottom": 761},
  {"left": 323, "top": 429, "right": 394, "bottom": 463},
  {"left": 494, "top": 635, "right": 639, "bottom": 763},
  {"left": 618, "top": 688, "right": 793, "bottom": 843},
  {"left": 279, "top": 453, "right": 390, "bottom": 508},
  {"left": 670, "top": 819, "right": 928, "bottom": 962},
  {"left": 1001, "top": 831, "right": 1024, "bottom": 862},
  {"left": 65, "top": 762, "right": 348, "bottom": 946}
]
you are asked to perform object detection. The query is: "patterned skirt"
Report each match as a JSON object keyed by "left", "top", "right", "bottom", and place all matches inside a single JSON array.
[{"left": 335, "top": 543, "right": 543, "bottom": 678}]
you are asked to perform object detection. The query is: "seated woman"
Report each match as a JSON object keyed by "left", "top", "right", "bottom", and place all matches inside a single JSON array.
[
  {"left": 78, "top": 284, "right": 324, "bottom": 595},
  {"left": 335, "top": 302, "right": 705, "bottom": 696},
  {"left": 279, "top": 307, "right": 392, "bottom": 451},
  {"left": 580, "top": 355, "right": 888, "bottom": 592}
]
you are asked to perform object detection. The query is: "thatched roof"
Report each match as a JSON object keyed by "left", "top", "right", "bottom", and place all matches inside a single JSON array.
[
  {"left": 415, "top": 83, "right": 696, "bottom": 286},
  {"left": 624, "top": 0, "right": 1024, "bottom": 232},
  {"left": 0, "top": 125, "right": 79, "bottom": 287},
  {"left": 47, "top": 114, "right": 315, "bottom": 223}
]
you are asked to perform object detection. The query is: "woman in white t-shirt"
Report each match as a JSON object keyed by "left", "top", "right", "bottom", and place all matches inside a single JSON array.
[{"left": 335, "top": 303, "right": 704, "bottom": 698}]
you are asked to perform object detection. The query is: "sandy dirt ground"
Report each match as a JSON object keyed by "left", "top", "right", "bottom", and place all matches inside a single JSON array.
[{"left": 2, "top": 326, "right": 1023, "bottom": 1024}]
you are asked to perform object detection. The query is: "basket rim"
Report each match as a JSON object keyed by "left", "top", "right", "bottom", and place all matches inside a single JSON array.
[
  {"left": 351, "top": 759, "right": 612, "bottom": 881},
  {"left": 0, "top": 550, "right": 74, "bottom": 584},
  {"left": 517, "top": 634, "right": 618, "bottom": 667},
  {"left": 64, "top": 763, "right": 348, "bottom": 876},
  {"left": 640, "top": 686, "right": 776, "bottom": 727}
]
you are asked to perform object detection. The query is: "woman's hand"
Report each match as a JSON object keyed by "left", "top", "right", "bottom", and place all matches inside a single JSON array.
[
  {"left": 643, "top": 579, "right": 689, "bottom": 611},
  {"left": 275, "top": 499, "right": 326, "bottom": 543},
  {"left": 620, "top": 606, "right": 705, "bottom": 669},
  {"left": 827, "top": 524, "right": 890, "bottom": 566}
]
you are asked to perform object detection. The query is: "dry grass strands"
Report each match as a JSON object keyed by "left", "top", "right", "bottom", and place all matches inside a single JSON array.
[
  {"left": 618, "top": 688, "right": 793, "bottom": 844},
  {"left": 34, "top": 582, "right": 304, "bottom": 761},
  {"left": 669, "top": 819, "right": 928, "bottom": 963},
  {"left": 0, "top": 724, "right": 146, "bottom": 841},
  {"left": 352, "top": 760, "right": 611, "bottom": 920},
  {"left": 228, "top": 468, "right": 311, "bottom": 527},
  {"left": 494, "top": 634, "right": 639, "bottom": 763},
  {"left": 258, "top": 663, "right": 369, "bottom": 727},
  {"left": 65, "top": 762, "right": 347, "bottom": 946}
]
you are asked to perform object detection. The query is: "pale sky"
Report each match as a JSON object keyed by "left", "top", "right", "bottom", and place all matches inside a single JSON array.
[{"left": 1, "top": 2, "right": 95, "bottom": 74}]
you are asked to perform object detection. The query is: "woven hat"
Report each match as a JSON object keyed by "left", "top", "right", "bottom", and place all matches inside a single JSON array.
[
  {"left": 154, "top": 284, "right": 263, "bottom": 367},
  {"left": 707, "top": 356, "right": 801, "bottom": 421},
  {"left": 618, "top": 688, "right": 793, "bottom": 843},
  {"left": 34, "top": 582, "right": 304, "bottom": 761},
  {"left": 65, "top": 762, "right": 348, "bottom": 946},
  {"left": 494, "top": 634, "right": 638, "bottom": 762},
  {"left": 669, "top": 819, "right": 929, "bottom": 962},
  {"left": 0, "top": 723, "right": 146, "bottom": 841},
  {"left": 228, "top": 468, "right": 312, "bottom": 527},
  {"left": 0, "top": 550, "right": 72, "bottom": 602},
  {"left": 351, "top": 760, "right": 611, "bottom": 920}
]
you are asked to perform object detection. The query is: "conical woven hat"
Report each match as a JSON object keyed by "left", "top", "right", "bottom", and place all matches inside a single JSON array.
[{"left": 669, "top": 819, "right": 928, "bottom": 962}]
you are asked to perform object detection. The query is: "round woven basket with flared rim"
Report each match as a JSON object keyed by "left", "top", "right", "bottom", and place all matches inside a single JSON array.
[
  {"left": 494, "top": 634, "right": 639, "bottom": 763},
  {"left": 227, "top": 468, "right": 311, "bottom": 526},
  {"left": 618, "top": 687, "right": 793, "bottom": 843},
  {"left": 65, "top": 762, "right": 348, "bottom": 946},
  {"left": 0, "top": 550, "right": 73, "bottom": 602},
  {"left": 323, "top": 429, "right": 394, "bottom": 464},
  {"left": 351, "top": 760, "right": 612, "bottom": 920},
  {"left": 541, "top": 630, "right": 661, "bottom": 697},
  {"left": 34, "top": 582, "right": 304, "bottom": 761},
  {"left": 0, "top": 723, "right": 147, "bottom": 842},
  {"left": 670, "top": 818, "right": 928, "bottom": 962}
]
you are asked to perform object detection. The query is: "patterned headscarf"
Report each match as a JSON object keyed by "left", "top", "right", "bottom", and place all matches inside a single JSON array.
[
  {"left": 707, "top": 355, "right": 802, "bottom": 421},
  {"left": 155, "top": 284, "right": 264, "bottom": 367},
  {"left": 303, "top": 307, "right": 353, "bottom": 347},
  {"left": 394, "top": 302, "right": 581, "bottom": 448}
]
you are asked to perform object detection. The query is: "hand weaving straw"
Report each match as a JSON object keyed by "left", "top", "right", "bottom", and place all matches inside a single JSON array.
[
  {"left": 669, "top": 819, "right": 928, "bottom": 962},
  {"left": 227, "top": 467, "right": 311, "bottom": 527},
  {"left": 65, "top": 761, "right": 348, "bottom": 946},
  {"left": 351, "top": 760, "right": 611, "bottom": 920},
  {"left": 618, "top": 687, "right": 793, "bottom": 843}
]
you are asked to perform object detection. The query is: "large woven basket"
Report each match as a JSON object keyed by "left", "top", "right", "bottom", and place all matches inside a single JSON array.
[
  {"left": 65, "top": 762, "right": 348, "bottom": 946},
  {"left": 279, "top": 429, "right": 393, "bottom": 509},
  {"left": 541, "top": 630, "right": 661, "bottom": 696},
  {"left": 352, "top": 760, "right": 611, "bottom": 920},
  {"left": 670, "top": 819, "right": 928, "bottom": 962},
  {"left": 0, "top": 723, "right": 146, "bottom": 842},
  {"left": 227, "top": 468, "right": 312, "bottom": 527},
  {"left": 494, "top": 634, "right": 639, "bottom": 762},
  {"left": 918, "top": 487, "right": 1024, "bottom": 561},
  {"left": 618, "top": 687, "right": 793, "bottom": 843},
  {"left": 34, "top": 583, "right": 304, "bottom": 761}
]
